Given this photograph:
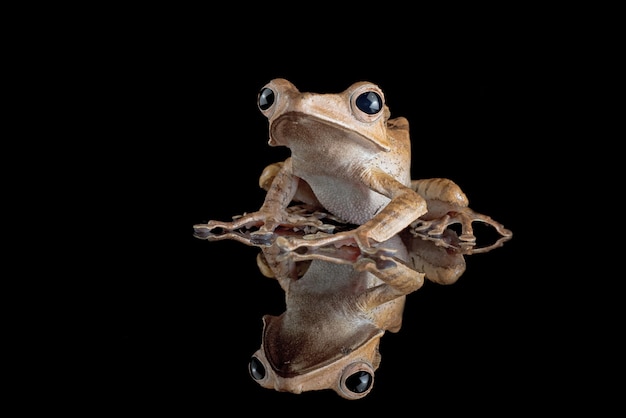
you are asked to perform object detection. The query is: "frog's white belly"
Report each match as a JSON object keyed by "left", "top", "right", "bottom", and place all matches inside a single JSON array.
[{"left": 306, "top": 177, "right": 390, "bottom": 225}]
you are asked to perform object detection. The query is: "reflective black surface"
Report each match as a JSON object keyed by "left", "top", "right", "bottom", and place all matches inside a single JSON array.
[{"left": 75, "top": 21, "right": 564, "bottom": 415}]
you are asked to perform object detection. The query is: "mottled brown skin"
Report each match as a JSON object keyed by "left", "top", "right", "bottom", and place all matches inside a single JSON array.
[{"left": 193, "top": 80, "right": 512, "bottom": 399}]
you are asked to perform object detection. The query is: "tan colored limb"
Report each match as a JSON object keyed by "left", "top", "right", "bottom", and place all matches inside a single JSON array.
[
  {"left": 193, "top": 158, "right": 300, "bottom": 242},
  {"left": 355, "top": 250, "right": 425, "bottom": 308}
]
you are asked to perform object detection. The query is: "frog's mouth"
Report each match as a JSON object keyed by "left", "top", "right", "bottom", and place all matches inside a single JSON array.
[
  {"left": 269, "top": 113, "right": 391, "bottom": 152},
  {"left": 263, "top": 313, "right": 383, "bottom": 377}
]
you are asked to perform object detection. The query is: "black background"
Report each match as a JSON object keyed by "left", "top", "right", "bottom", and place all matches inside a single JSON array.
[{"left": 69, "top": 17, "right": 582, "bottom": 414}]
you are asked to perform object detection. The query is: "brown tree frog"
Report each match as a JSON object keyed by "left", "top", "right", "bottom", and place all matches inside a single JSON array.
[
  {"left": 204, "top": 204, "right": 475, "bottom": 399},
  {"left": 193, "top": 79, "right": 512, "bottom": 399},
  {"left": 194, "top": 78, "right": 511, "bottom": 253}
]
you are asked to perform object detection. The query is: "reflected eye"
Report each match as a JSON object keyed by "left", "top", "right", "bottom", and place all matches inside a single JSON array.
[
  {"left": 249, "top": 356, "right": 266, "bottom": 380},
  {"left": 339, "top": 361, "right": 375, "bottom": 399},
  {"left": 355, "top": 91, "right": 382, "bottom": 115},
  {"left": 258, "top": 87, "right": 275, "bottom": 111},
  {"left": 345, "top": 370, "right": 373, "bottom": 394}
]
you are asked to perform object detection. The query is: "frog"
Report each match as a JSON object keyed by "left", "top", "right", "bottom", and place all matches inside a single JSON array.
[
  {"left": 194, "top": 78, "right": 512, "bottom": 254},
  {"left": 251, "top": 232, "right": 419, "bottom": 400},
  {"left": 192, "top": 79, "right": 513, "bottom": 399},
  {"left": 212, "top": 204, "right": 470, "bottom": 399}
]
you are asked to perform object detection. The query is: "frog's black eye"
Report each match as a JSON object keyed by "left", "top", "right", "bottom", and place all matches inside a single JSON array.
[
  {"left": 338, "top": 361, "right": 375, "bottom": 399},
  {"left": 258, "top": 87, "right": 275, "bottom": 111},
  {"left": 345, "top": 370, "right": 373, "bottom": 393},
  {"left": 355, "top": 91, "right": 383, "bottom": 115},
  {"left": 249, "top": 356, "right": 266, "bottom": 380},
  {"left": 350, "top": 84, "right": 385, "bottom": 123}
]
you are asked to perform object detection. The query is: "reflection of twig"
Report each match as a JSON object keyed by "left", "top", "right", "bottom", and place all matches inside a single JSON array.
[
  {"left": 409, "top": 230, "right": 512, "bottom": 255},
  {"left": 409, "top": 207, "right": 513, "bottom": 255},
  {"left": 198, "top": 203, "right": 512, "bottom": 256},
  {"left": 196, "top": 204, "right": 353, "bottom": 247}
]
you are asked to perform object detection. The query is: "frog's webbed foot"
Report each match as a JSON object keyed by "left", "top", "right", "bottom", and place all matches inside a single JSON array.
[{"left": 410, "top": 207, "right": 512, "bottom": 254}]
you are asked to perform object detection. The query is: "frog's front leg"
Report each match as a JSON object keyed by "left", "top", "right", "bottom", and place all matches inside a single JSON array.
[
  {"left": 277, "top": 169, "right": 427, "bottom": 253},
  {"left": 354, "top": 247, "right": 425, "bottom": 332},
  {"left": 194, "top": 158, "right": 300, "bottom": 245},
  {"left": 409, "top": 178, "right": 513, "bottom": 253},
  {"left": 356, "top": 251, "right": 425, "bottom": 298},
  {"left": 281, "top": 241, "right": 425, "bottom": 332},
  {"left": 259, "top": 161, "right": 321, "bottom": 207}
]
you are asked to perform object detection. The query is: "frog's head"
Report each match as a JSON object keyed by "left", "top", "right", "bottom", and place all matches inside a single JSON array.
[
  {"left": 258, "top": 78, "right": 392, "bottom": 153},
  {"left": 248, "top": 313, "right": 384, "bottom": 400}
]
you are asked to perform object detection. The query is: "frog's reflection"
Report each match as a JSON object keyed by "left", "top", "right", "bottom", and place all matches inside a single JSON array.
[{"left": 194, "top": 204, "right": 511, "bottom": 399}]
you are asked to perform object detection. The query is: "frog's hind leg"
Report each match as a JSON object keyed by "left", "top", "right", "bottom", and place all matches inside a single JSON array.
[
  {"left": 411, "top": 208, "right": 512, "bottom": 254},
  {"left": 400, "top": 229, "right": 466, "bottom": 285},
  {"left": 410, "top": 178, "right": 512, "bottom": 253}
]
